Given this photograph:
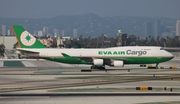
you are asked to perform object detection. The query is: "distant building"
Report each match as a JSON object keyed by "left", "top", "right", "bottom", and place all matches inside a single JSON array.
[
  {"left": 1, "top": 25, "right": 6, "bottom": 35},
  {"left": 73, "top": 29, "right": 77, "bottom": 38},
  {"left": 176, "top": 20, "right": 180, "bottom": 36},
  {"left": 162, "top": 26, "right": 174, "bottom": 38},
  {"left": 43, "top": 27, "right": 48, "bottom": 36},
  {"left": 7, "top": 29, "right": 11, "bottom": 36},
  {"left": 154, "top": 19, "right": 162, "bottom": 38},
  {"left": 128, "top": 35, "right": 137, "bottom": 42},
  {"left": 34, "top": 30, "right": 38, "bottom": 36},
  {"left": 62, "top": 36, "right": 72, "bottom": 46},
  {"left": 116, "top": 30, "right": 122, "bottom": 46},
  {"left": 0, "top": 36, "right": 16, "bottom": 49},
  {"left": 54, "top": 29, "right": 59, "bottom": 38},
  {"left": 62, "top": 36, "right": 71, "bottom": 41},
  {"left": 39, "top": 37, "right": 57, "bottom": 47},
  {"left": 57, "top": 37, "right": 64, "bottom": 47},
  {"left": 38, "top": 31, "right": 43, "bottom": 37},
  {"left": 39, "top": 39, "right": 52, "bottom": 47},
  {"left": 144, "top": 22, "right": 153, "bottom": 37},
  {"left": 162, "top": 32, "right": 173, "bottom": 38}
]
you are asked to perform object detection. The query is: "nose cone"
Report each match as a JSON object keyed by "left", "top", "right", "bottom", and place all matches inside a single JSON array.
[{"left": 168, "top": 52, "right": 174, "bottom": 59}]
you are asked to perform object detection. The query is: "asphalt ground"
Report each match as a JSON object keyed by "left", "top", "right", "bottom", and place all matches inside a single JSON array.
[{"left": 0, "top": 57, "right": 180, "bottom": 104}]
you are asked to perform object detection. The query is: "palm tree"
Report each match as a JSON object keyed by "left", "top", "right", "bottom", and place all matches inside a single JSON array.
[
  {"left": 0, "top": 44, "right": 5, "bottom": 57},
  {"left": 13, "top": 42, "right": 18, "bottom": 49}
]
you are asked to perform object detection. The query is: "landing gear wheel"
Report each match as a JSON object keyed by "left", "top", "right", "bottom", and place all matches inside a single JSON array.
[
  {"left": 156, "top": 63, "right": 159, "bottom": 69},
  {"left": 101, "top": 67, "right": 105, "bottom": 70},
  {"left": 90, "top": 65, "right": 105, "bottom": 70},
  {"left": 91, "top": 65, "right": 95, "bottom": 69},
  {"left": 98, "top": 66, "right": 105, "bottom": 70}
]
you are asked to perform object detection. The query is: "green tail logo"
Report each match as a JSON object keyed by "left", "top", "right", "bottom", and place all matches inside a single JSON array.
[{"left": 12, "top": 25, "right": 47, "bottom": 48}]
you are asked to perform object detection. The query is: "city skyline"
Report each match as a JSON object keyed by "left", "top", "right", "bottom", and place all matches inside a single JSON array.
[
  {"left": 0, "top": 15, "right": 179, "bottom": 38},
  {"left": 0, "top": 0, "right": 180, "bottom": 19}
]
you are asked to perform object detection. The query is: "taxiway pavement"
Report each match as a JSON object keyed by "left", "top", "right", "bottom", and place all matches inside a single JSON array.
[{"left": 0, "top": 56, "right": 180, "bottom": 104}]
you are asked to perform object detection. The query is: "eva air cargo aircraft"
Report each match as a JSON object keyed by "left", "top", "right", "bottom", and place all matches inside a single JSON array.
[{"left": 12, "top": 25, "right": 174, "bottom": 69}]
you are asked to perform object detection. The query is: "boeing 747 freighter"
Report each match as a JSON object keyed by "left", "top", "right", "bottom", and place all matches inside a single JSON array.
[{"left": 12, "top": 25, "right": 174, "bottom": 69}]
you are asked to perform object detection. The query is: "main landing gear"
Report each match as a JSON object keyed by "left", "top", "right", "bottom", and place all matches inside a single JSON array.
[
  {"left": 156, "top": 63, "right": 159, "bottom": 69},
  {"left": 90, "top": 65, "right": 105, "bottom": 70}
]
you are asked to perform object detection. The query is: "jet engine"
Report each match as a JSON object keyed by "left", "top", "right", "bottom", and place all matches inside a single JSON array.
[
  {"left": 113, "top": 61, "right": 124, "bottom": 67},
  {"left": 93, "top": 59, "right": 103, "bottom": 66}
]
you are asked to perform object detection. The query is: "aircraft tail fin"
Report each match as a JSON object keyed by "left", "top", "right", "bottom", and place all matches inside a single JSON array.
[{"left": 11, "top": 25, "right": 47, "bottom": 48}]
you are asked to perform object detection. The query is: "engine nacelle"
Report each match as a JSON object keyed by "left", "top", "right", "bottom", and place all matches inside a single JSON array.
[
  {"left": 93, "top": 59, "right": 103, "bottom": 66},
  {"left": 113, "top": 61, "right": 124, "bottom": 67}
]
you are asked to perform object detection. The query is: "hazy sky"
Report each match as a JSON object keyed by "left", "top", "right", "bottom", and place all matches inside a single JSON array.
[{"left": 0, "top": 0, "right": 180, "bottom": 19}]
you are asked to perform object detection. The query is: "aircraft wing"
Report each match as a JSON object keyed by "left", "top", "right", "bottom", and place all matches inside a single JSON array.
[
  {"left": 60, "top": 53, "right": 128, "bottom": 64},
  {"left": 61, "top": 53, "right": 95, "bottom": 59}
]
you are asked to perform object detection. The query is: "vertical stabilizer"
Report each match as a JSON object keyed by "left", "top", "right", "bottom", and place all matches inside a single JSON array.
[{"left": 12, "top": 25, "right": 47, "bottom": 48}]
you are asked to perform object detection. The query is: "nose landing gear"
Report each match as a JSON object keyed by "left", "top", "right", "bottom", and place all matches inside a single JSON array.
[{"left": 156, "top": 63, "right": 159, "bottom": 69}]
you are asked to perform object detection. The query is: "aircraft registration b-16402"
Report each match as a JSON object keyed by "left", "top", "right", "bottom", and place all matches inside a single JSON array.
[{"left": 12, "top": 25, "right": 174, "bottom": 69}]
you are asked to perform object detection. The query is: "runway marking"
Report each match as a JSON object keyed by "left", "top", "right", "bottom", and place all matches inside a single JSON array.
[
  {"left": 21, "top": 61, "right": 36, "bottom": 67},
  {"left": 39, "top": 60, "right": 54, "bottom": 67},
  {"left": 1, "top": 92, "right": 180, "bottom": 96},
  {"left": 1, "top": 75, "right": 180, "bottom": 93},
  {"left": 39, "top": 60, "right": 64, "bottom": 69}
]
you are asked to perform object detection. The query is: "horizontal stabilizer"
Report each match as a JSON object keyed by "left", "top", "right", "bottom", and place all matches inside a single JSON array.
[
  {"left": 61, "top": 53, "right": 71, "bottom": 58},
  {"left": 16, "top": 48, "right": 40, "bottom": 54}
]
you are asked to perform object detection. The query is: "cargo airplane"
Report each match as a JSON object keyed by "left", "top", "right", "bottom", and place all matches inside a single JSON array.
[{"left": 12, "top": 25, "right": 174, "bottom": 69}]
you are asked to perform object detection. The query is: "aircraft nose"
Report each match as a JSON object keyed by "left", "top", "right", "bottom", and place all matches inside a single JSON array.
[{"left": 169, "top": 53, "right": 174, "bottom": 59}]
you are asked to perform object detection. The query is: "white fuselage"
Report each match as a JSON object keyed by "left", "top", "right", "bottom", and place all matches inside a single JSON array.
[{"left": 18, "top": 46, "right": 173, "bottom": 58}]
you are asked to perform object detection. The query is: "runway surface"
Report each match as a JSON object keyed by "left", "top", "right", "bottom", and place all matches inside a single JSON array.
[{"left": 0, "top": 56, "right": 180, "bottom": 104}]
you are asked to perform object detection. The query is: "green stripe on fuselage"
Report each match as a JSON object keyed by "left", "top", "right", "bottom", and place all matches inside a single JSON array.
[
  {"left": 44, "top": 57, "right": 88, "bottom": 64},
  {"left": 42, "top": 56, "right": 172, "bottom": 65},
  {"left": 122, "top": 57, "right": 172, "bottom": 64}
]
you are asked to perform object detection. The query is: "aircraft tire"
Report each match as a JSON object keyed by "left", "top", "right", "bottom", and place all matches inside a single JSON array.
[
  {"left": 99, "top": 66, "right": 105, "bottom": 70},
  {"left": 91, "top": 65, "right": 95, "bottom": 69}
]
